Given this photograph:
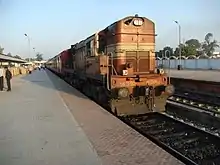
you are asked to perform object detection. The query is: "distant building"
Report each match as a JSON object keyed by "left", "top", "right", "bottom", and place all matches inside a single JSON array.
[
  {"left": 213, "top": 52, "right": 220, "bottom": 55},
  {"left": 33, "top": 60, "right": 47, "bottom": 65},
  {"left": 211, "top": 52, "right": 220, "bottom": 58}
]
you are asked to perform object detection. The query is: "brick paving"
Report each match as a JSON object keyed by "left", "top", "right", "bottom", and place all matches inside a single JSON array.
[{"left": 46, "top": 70, "right": 184, "bottom": 165}]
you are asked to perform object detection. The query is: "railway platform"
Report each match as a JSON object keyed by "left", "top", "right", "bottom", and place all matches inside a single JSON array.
[
  {"left": 0, "top": 69, "right": 183, "bottom": 165},
  {"left": 169, "top": 69, "right": 220, "bottom": 82}
]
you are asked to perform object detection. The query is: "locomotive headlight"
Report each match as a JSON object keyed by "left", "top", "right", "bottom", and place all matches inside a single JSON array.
[
  {"left": 156, "top": 68, "right": 165, "bottom": 74},
  {"left": 118, "top": 88, "right": 129, "bottom": 98},
  {"left": 133, "top": 19, "right": 143, "bottom": 26},
  {"left": 165, "top": 85, "right": 175, "bottom": 95}
]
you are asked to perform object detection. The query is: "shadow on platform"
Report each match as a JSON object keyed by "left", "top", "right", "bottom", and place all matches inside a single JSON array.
[{"left": 21, "top": 69, "right": 89, "bottom": 100}]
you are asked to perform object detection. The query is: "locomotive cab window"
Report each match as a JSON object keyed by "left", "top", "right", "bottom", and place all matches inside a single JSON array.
[
  {"left": 124, "top": 18, "right": 133, "bottom": 25},
  {"left": 86, "top": 42, "right": 91, "bottom": 56},
  {"left": 98, "top": 35, "right": 106, "bottom": 54}
]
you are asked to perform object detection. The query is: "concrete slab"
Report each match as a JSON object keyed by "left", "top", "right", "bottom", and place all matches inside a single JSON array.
[
  {"left": 0, "top": 70, "right": 102, "bottom": 165},
  {"left": 168, "top": 69, "right": 220, "bottom": 82}
]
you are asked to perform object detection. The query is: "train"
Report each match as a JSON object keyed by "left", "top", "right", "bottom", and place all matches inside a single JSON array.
[{"left": 46, "top": 14, "right": 174, "bottom": 116}]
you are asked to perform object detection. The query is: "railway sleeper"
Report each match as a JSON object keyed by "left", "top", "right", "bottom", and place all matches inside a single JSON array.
[{"left": 120, "top": 112, "right": 220, "bottom": 165}]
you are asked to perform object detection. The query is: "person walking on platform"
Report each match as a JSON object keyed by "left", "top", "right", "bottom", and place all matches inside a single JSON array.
[
  {"left": 0, "top": 66, "right": 4, "bottom": 91},
  {"left": 5, "top": 67, "right": 12, "bottom": 91}
]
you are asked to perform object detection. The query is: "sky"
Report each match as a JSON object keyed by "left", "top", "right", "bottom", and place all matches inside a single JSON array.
[{"left": 0, "top": 0, "right": 220, "bottom": 60}]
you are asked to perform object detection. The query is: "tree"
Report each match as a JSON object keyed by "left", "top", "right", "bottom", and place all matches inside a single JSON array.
[
  {"left": 185, "top": 39, "right": 201, "bottom": 56},
  {"left": 202, "top": 33, "right": 219, "bottom": 56},
  {"left": 185, "top": 39, "right": 201, "bottom": 49},
  {"left": 174, "top": 44, "right": 186, "bottom": 57},
  {"left": 0, "top": 46, "right": 4, "bottom": 54},
  {"left": 7, "top": 53, "right": 12, "bottom": 57},
  {"left": 163, "top": 46, "right": 174, "bottom": 58},
  {"left": 36, "top": 53, "right": 43, "bottom": 61},
  {"left": 14, "top": 55, "right": 22, "bottom": 59},
  {"left": 183, "top": 45, "right": 197, "bottom": 56},
  {"left": 174, "top": 40, "right": 201, "bottom": 57},
  {"left": 25, "top": 58, "right": 35, "bottom": 62},
  {"left": 155, "top": 50, "right": 163, "bottom": 58},
  {"left": 155, "top": 52, "right": 160, "bottom": 58}
]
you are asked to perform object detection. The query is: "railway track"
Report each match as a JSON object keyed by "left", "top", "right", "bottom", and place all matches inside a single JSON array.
[
  {"left": 166, "top": 90, "right": 220, "bottom": 137},
  {"left": 166, "top": 105, "right": 220, "bottom": 137},
  {"left": 167, "top": 90, "right": 220, "bottom": 116},
  {"left": 120, "top": 112, "right": 220, "bottom": 165}
]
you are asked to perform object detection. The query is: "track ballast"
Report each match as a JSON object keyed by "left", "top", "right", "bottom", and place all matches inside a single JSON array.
[{"left": 120, "top": 112, "right": 220, "bottom": 165}]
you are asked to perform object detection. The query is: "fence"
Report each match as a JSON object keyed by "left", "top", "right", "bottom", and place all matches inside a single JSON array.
[{"left": 156, "top": 55, "right": 220, "bottom": 70}]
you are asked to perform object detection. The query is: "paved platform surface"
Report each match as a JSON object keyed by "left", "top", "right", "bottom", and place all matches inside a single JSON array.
[
  {"left": 46, "top": 70, "right": 183, "bottom": 165},
  {"left": 0, "top": 71, "right": 102, "bottom": 165},
  {"left": 169, "top": 69, "right": 220, "bottom": 82},
  {"left": 0, "top": 70, "right": 184, "bottom": 165}
]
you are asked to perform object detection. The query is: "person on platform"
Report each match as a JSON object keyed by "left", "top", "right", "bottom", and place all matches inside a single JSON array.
[
  {"left": 0, "top": 66, "right": 4, "bottom": 91},
  {"left": 5, "top": 67, "right": 12, "bottom": 91}
]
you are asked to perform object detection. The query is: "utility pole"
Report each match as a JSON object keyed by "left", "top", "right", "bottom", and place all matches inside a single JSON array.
[
  {"left": 24, "top": 34, "right": 31, "bottom": 62},
  {"left": 174, "top": 21, "right": 182, "bottom": 70}
]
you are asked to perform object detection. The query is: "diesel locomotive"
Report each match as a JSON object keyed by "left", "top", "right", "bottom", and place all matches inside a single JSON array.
[{"left": 46, "top": 15, "right": 174, "bottom": 115}]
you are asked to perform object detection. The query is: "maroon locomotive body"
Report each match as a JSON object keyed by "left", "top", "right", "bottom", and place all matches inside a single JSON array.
[{"left": 47, "top": 15, "right": 174, "bottom": 115}]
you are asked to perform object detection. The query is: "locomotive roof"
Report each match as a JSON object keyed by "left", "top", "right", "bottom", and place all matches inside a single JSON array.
[
  {"left": 108, "top": 15, "right": 154, "bottom": 27},
  {"left": 53, "top": 15, "right": 154, "bottom": 57}
]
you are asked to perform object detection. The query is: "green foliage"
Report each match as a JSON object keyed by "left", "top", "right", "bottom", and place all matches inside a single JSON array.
[
  {"left": 36, "top": 53, "right": 43, "bottom": 61},
  {"left": 182, "top": 39, "right": 201, "bottom": 56},
  {"left": 185, "top": 39, "right": 201, "bottom": 49},
  {"left": 0, "top": 46, "right": 4, "bottom": 54},
  {"left": 155, "top": 50, "right": 163, "bottom": 58},
  {"left": 7, "top": 53, "right": 12, "bottom": 57},
  {"left": 177, "top": 43, "right": 198, "bottom": 57},
  {"left": 0, "top": 45, "right": 45, "bottom": 62},
  {"left": 161, "top": 33, "right": 219, "bottom": 58},
  {"left": 202, "top": 33, "right": 219, "bottom": 56},
  {"left": 14, "top": 55, "right": 22, "bottom": 59},
  {"left": 156, "top": 47, "right": 174, "bottom": 59},
  {"left": 163, "top": 46, "right": 173, "bottom": 58},
  {"left": 25, "top": 58, "right": 35, "bottom": 62},
  {"left": 174, "top": 44, "right": 187, "bottom": 57}
]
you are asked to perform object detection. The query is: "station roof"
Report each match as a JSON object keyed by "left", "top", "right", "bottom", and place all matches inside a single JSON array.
[{"left": 0, "top": 53, "right": 27, "bottom": 63}]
